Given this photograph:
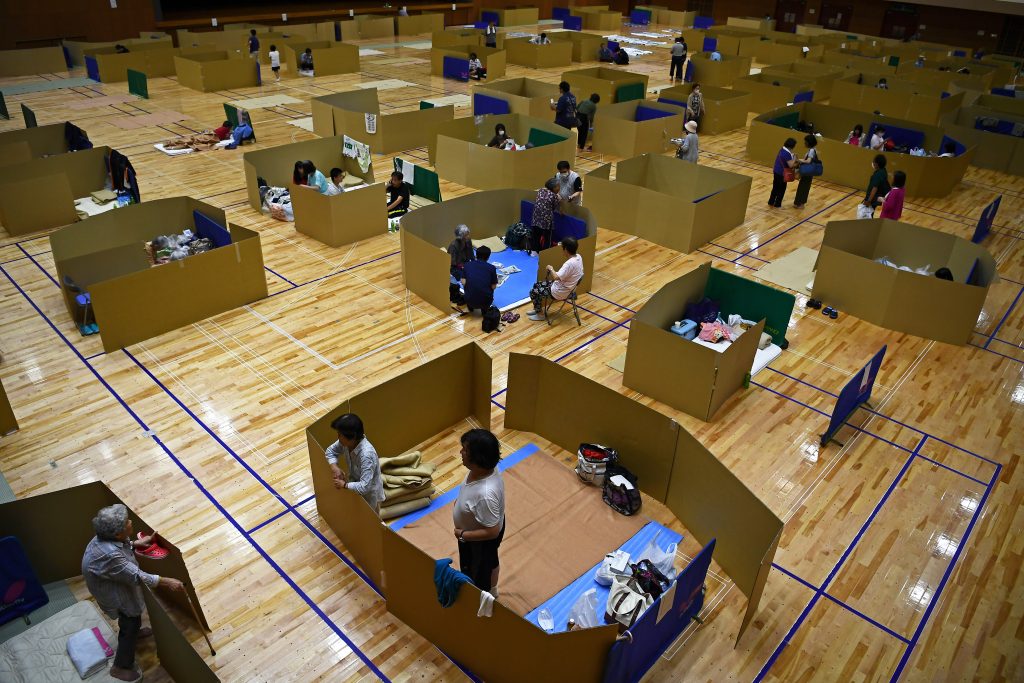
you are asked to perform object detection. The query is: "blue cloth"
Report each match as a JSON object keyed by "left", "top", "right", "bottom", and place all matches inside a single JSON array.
[
  {"left": 773, "top": 147, "right": 793, "bottom": 175},
  {"left": 463, "top": 259, "right": 497, "bottom": 309},
  {"left": 231, "top": 124, "right": 253, "bottom": 146},
  {"left": 434, "top": 558, "right": 473, "bottom": 607},
  {"left": 490, "top": 249, "right": 538, "bottom": 311}
]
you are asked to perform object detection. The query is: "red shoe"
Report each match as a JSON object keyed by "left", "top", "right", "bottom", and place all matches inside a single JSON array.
[{"left": 135, "top": 532, "right": 168, "bottom": 559}]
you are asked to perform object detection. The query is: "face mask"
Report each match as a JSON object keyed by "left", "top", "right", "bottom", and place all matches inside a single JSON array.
[
  {"left": 497, "top": 129, "right": 505, "bottom": 136},
  {"left": 560, "top": 172, "right": 570, "bottom": 180}
]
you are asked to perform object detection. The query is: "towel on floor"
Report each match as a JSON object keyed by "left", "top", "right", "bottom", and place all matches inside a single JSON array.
[
  {"left": 379, "top": 451, "right": 422, "bottom": 469},
  {"left": 434, "top": 558, "right": 473, "bottom": 607},
  {"left": 385, "top": 485, "right": 437, "bottom": 505},
  {"left": 382, "top": 497, "right": 431, "bottom": 520},
  {"left": 67, "top": 627, "right": 113, "bottom": 678},
  {"left": 383, "top": 473, "right": 433, "bottom": 488}
]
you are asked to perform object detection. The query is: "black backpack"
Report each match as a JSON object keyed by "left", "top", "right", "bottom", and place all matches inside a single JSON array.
[
  {"left": 482, "top": 305, "right": 501, "bottom": 332},
  {"left": 503, "top": 222, "right": 531, "bottom": 250}
]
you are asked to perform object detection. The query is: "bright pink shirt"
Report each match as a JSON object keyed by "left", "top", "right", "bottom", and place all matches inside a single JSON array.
[{"left": 880, "top": 187, "right": 905, "bottom": 220}]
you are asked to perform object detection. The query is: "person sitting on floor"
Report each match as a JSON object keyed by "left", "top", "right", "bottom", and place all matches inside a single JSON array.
[
  {"left": 487, "top": 123, "right": 510, "bottom": 148},
  {"left": 869, "top": 125, "right": 886, "bottom": 151},
  {"left": 295, "top": 160, "right": 330, "bottom": 194},
  {"left": 528, "top": 237, "right": 583, "bottom": 321},
  {"left": 326, "top": 413, "right": 384, "bottom": 516},
  {"left": 598, "top": 42, "right": 614, "bottom": 62},
  {"left": 876, "top": 77, "right": 889, "bottom": 89},
  {"left": 460, "top": 245, "right": 498, "bottom": 313},
  {"left": 614, "top": 46, "right": 630, "bottom": 65},
  {"left": 115, "top": 44, "right": 130, "bottom": 54},
  {"left": 447, "top": 224, "right": 475, "bottom": 279},
  {"left": 299, "top": 48, "right": 314, "bottom": 72},
  {"left": 468, "top": 52, "right": 487, "bottom": 80},
  {"left": 387, "top": 171, "right": 411, "bottom": 218},
  {"left": 554, "top": 160, "right": 583, "bottom": 206},
  {"left": 530, "top": 32, "right": 551, "bottom": 45},
  {"left": 710, "top": 50, "right": 722, "bottom": 61},
  {"left": 325, "top": 167, "right": 347, "bottom": 196},
  {"left": 213, "top": 120, "right": 232, "bottom": 140}
]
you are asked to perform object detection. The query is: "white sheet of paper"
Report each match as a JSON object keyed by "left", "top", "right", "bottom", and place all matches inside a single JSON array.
[{"left": 656, "top": 582, "right": 677, "bottom": 624}]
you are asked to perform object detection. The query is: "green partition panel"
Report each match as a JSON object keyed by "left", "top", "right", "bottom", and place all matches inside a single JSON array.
[
  {"left": 615, "top": 81, "right": 646, "bottom": 103},
  {"left": 419, "top": 100, "right": 435, "bottom": 109},
  {"left": 887, "top": 55, "right": 900, "bottom": 67},
  {"left": 394, "top": 157, "right": 442, "bottom": 203},
  {"left": 21, "top": 104, "right": 37, "bottom": 128},
  {"left": 705, "top": 267, "right": 796, "bottom": 345},
  {"left": 223, "top": 103, "right": 239, "bottom": 128},
  {"left": 527, "top": 127, "right": 568, "bottom": 148},
  {"left": 127, "top": 69, "right": 149, "bottom": 99},
  {"left": 769, "top": 111, "right": 801, "bottom": 130},
  {"left": 0, "top": 91, "right": 8, "bottom": 120}
]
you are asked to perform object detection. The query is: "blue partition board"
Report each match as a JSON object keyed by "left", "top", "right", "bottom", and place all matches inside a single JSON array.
[
  {"left": 62, "top": 46, "right": 72, "bottom": 69},
  {"left": 335, "top": 21, "right": 342, "bottom": 41},
  {"left": 953, "top": 50, "right": 966, "bottom": 57},
  {"left": 966, "top": 258, "right": 981, "bottom": 286},
  {"left": 482, "top": 10, "right": 500, "bottom": 25},
  {"left": 193, "top": 211, "right": 232, "bottom": 247},
  {"left": 520, "top": 200, "right": 588, "bottom": 242},
  {"left": 443, "top": 55, "right": 470, "bottom": 81},
  {"left": 821, "top": 346, "right": 886, "bottom": 445},
  {"left": 939, "top": 134, "right": 966, "bottom": 156},
  {"left": 657, "top": 97, "right": 687, "bottom": 109},
  {"left": 630, "top": 9, "right": 651, "bottom": 25},
  {"left": 85, "top": 56, "right": 100, "bottom": 82},
  {"left": 991, "top": 87, "right": 1015, "bottom": 97},
  {"left": 521, "top": 199, "right": 535, "bottom": 227},
  {"left": 693, "top": 191, "right": 720, "bottom": 203},
  {"left": 635, "top": 105, "right": 674, "bottom": 122},
  {"left": 972, "top": 195, "right": 1000, "bottom": 243},
  {"left": 702, "top": 37, "right": 717, "bottom": 52},
  {"left": 473, "top": 92, "right": 510, "bottom": 115},
  {"left": 473, "top": 21, "right": 488, "bottom": 29},
  {"left": 0, "top": 536, "right": 49, "bottom": 625},
  {"left": 563, "top": 16, "right": 583, "bottom": 31},
  {"left": 684, "top": 60, "right": 695, "bottom": 82},
  {"left": 524, "top": 522, "right": 683, "bottom": 633},
  {"left": 793, "top": 90, "right": 814, "bottom": 103},
  {"left": 607, "top": 40, "right": 619, "bottom": 52},
  {"left": 694, "top": 16, "right": 714, "bottom": 29},
  {"left": 552, "top": 7, "right": 571, "bottom": 21},
  {"left": 869, "top": 122, "right": 924, "bottom": 149},
  {"left": 390, "top": 443, "right": 540, "bottom": 530},
  {"left": 940, "top": 91, "right": 950, "bottom": 98}
]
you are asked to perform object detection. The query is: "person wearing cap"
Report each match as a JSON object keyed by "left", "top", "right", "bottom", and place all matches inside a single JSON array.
[
  {"left": 678, "top": 120, "right": 700, "bottom": 163},
  {"left": 82, "top": 504, "right": 185, "bottom": 681}
]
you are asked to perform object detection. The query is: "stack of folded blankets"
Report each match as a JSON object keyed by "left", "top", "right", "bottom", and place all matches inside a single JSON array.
[{"left": 380, "top": 451, "right": 436, "bottom": 520}]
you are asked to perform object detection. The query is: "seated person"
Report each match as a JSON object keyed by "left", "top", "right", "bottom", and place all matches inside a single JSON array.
[
  {"left": 460, "top": 245, "right": 498, "bottom": 313},
  {"left": 295, "top": 160, "right": 330, "bottom": 194},
  {"left": 527, "top": 237, "right": 583, "bottom": 321},
  {"left": 935, "top": 267, "right": 954, "bottom": 281},
  {"left": 224, "top": 109, "right": 254, "bottom": 149},
  {"left": 325, "top": 167, "right": 347, "bottom": 196},
  {"left": 614, "top": 47, "right": 629, "bottom": 65},
  {"left": 114, "top": 44, "right": 130, "bottom": 54},
  {"left": 869, "top": 126, "right": 886, "bottom": 151},
  {"left": 487, "top": 123, "right": 510, "bottom": 148},
  {"left": 939, "top": 142, "right": 957, "bottom": 157},
  {"left": 299, "top": 48, "right": 314, "bottom": 72},
  {"left": 468, "top": 52, "right": 487, "bottom": 80},
  {"left": 386, "top": 171, "right": 411, "bottom": 217},
  {"left": 598, "top": 42, "right": 614, "bottom": 62},
  {"left": 876, "top": 77, "right": 888, "bottom": 89},
  {"left": 530, "top": 32, "right": 551, "bottom": 45},
  {"left": 213, "top": 120, "right": 232, "bottom": 140},
  {"left": 447, "top": 224, "right": 475, "bottom": 278},
  {"left": 845, "top": 124, "right": 865, "bottom": 146}
]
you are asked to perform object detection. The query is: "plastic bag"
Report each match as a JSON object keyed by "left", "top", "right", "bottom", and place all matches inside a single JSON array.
[
  {"left": 856, "top": 203, "right": 874, "bottom": 220},
  {"left": 638, "top": 534, "right": 678, "bottom": 581},
  {"left": 595, "top": 550, "right": 630, "bottom": 586},
  {"left": 568, "top": 588, "right": 601, "bottom": 629}
]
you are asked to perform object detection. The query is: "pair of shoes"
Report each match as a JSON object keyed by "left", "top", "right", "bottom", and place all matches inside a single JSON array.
[
  {"left": 806, "top": 298, "right": 822, "bottom": 309},
  {"left": 586, "top": 145, "right": 593, "bottom": 151},
  {"left": 500, "top": 312, "right": 520, "bottom": 323},
  {"left": 224, "top": 143, "right": 237, "bottom": 150},
  {"left": 79, "top": 323, "right": 99, "bottom": 336},
  {"left": 527, "top": 311, "right": 545, "bottom": 322},
  {"left": 822, "top": 306, "right": 839, "bottom": 319}
]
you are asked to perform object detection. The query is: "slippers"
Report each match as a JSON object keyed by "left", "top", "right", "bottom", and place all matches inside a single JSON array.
[{"left": 135, "top": 532, "right": 169, "bottom": 559}]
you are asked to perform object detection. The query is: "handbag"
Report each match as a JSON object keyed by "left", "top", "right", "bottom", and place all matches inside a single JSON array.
[
  {"left": 602, "top": 464, "right": 642, "bottom": 516},
  {"left": 576, "top": 443, "right": 618, "bottom": 486},
  {"left": 783, "top": 167, "right": 797, "bottom": 183},
  {"left": 605, "top": 574, "right": 653, "bottom": 627},
  {"left": 630, "top": 559, "right": 670, "bottom": 599},
  {"left": 799, "top": 160, "right": 823, "bottom": 176}
]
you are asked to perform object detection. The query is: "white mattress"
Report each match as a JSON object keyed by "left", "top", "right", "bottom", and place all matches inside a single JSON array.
[
  {"left": 0, "top": 601, "right": 118, "bottom": 683},
  {"left": 690, "top": 337, "right": 782, "bottom": 376}
]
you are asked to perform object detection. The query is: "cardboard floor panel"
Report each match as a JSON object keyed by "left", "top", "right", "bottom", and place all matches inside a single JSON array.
[
  {"left": 229, "top": 94, "right": 303, "bottom": 109},
  {"left": 752, "top": 246, "right": 819, "bottom": 294},
  {"left": 355, "top": 79, "right": 416, "bottom": 91},
  {"left": 67, "top": 94, "right": 135, "bottom": 109},
  {"left": 106, "top": 111, "right": 187, "bottom": 129},
  {"left": 286, "top": 116, "right": 314, "bottom": 131},
  {"left": 0, "top": 77, "right": 95, "bottom": 96}
]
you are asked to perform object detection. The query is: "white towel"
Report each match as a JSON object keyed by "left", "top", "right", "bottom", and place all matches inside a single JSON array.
[
  {"left": 67, "top": 627, "right": 113, "bottom": 679},
  {"left": 478, "top": 591, "right": 495, "bottom": 617}
]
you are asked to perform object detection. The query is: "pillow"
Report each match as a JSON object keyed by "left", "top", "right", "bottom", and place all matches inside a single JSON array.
[{"left": 341, "top": 173, "right": 364, "bottom": 188}]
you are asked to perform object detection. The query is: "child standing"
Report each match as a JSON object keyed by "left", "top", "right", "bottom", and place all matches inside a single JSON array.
[
  {"left": 879, "top": 170, "right": 906, "bottom": 220},
  {"left": 269, "top": 44, "right": 281, "bottom": 82}
]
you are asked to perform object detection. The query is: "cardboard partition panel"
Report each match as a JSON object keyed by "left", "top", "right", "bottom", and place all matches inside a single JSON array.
[
  {"left": 430, "top": 113, "right": 576, "bottom": 192},
  {"left": 242, "top": 134, "right": 374, "bottom": 212},
  {"left": 549, "top": 31, "right": 604, "bottom": 62},
  {"left": 560, "top": 66, "right": 649, "bottom": 105},
  {"left": 63, "top": 36, "right": 173, "bottom": 67},
  {"left": 746, "top": 102, "right": 974, "bottom": 197},
  {"left": 84, "top": 45, "right": 181, "bottom": 82},
  {"left": 571, "top": 9, "right": 623, "bottom": 31},
  {"left": 430, "top": 45, "right": 506, "bottom": 80},
  {"left": 584, "top": 155, "right": 751, "bottom": 254},
  {"left": 483, "top": 7, "right": 540, "bottom": 26},
  {"left": 590, "top": 100, "right": 684, "bottom": 158},
  {"left": 401, "top": 189, "right": 596, "bottom": 315},
  {"left": 503, "top": 38, "right": 573, "bottom": 68},
  {"left": 733, "top": 73, "right": 817, "bottom": 111},
  {"left": 829, "top": 73, "right": 964, "bottom": 125},
  {"left": 727, "top": 16, "right": 774, "bottom": 32},
  {"left": 0, "top": 46, "right": 68, "bottom": 77},
  {"left": 657, "top": 84, "right": 749, "bottom": 134},
  {"left": 432, "top": 29, "right": 484, "bottom": 48},
  {"left": 0, "top": 481, "right": 217, "bottom": 680},
  {"left": 811, "top": 219, "right": 997, "bottom": 345},
  {"left": 623, "top": 262, "right": 766, "bottom": 421},
  {"left": 0, "top": 122, "right": 75, "bottom": 159},
  {"left": 174, "top": 52, "right": 259, "bottom": 92},
  {"left": 656, "top": 9, "right": 696, "bottom": 26},
  {"left": 689, "top": 52, "right": 753, "bottom": 88},
  {"left": 292, "top": 182, "right": 388, "bottom": 247},
  {"left": 759, "top": 61, "right": 845, "bottom": 99},
  {"left": 817, "top": 50, "right": 897, "bottom": 77},
  {"left": 50, "top": 198, "right": 268, "bottom": 353},
  {"left": 472, "top": 77, "right": 560, "bottom": 118},
  {"left": 282, "top": 41, "right": 359, "bottom": 78},
  {"left": 340, "top": 15, "right": 396, "bottom": 40},
  {"left": 0, "top": 376, "right": 18, "bottom": 435},
  {"left": 754, "top": 40, "right": 824, "bottom": 64},
  {"left": 942, "top": 106, "right": 1024, "bottom": 175},
  {"left": 396, "top": 13, "right": 445, "bottom": 36},
  {"left": 0, "top": 145, "right": 110, "bottom": 237},
  {"left": 311, "top": 88, "right": 454, "bottom": 155},
  {"left": 705, "top": 29, "right": 761, "bottom": 57}
]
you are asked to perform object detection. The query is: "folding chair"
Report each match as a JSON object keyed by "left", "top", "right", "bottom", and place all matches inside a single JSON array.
[{"left": 544, "top": 284, "right": 581, "bottom": 326}]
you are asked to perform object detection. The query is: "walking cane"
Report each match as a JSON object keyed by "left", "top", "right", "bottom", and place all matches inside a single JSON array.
[{"left": 183, "top": 588, "right": 216, "bottom": 656}]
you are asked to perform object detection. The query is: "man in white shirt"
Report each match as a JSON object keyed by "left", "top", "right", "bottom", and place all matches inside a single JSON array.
[
  {"left": 325, "top": 413, "right": 384, "bottom": 515},
  {"left": 530, "top": 32, "right": 551, "bottom": 45},
  {"left": 869, "top": 126, "right": 886, "bottom": 151},
  {"left": 528, "top": 237, "right": 584, "bottom": 321}
]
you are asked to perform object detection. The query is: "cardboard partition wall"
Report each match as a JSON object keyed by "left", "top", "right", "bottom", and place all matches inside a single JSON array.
[
  {"left": 241, "top": 134, "right": 375, "bottom": 212},
  {"left": 0, "top": 481, "right": 217, "bottom": 682},
  {"left": 429, "top": 113, "right": 576, "bottom": 192},
  {"left": 644, "top": 8, "right": 696, "bottom": 26},
  {"left": 432, "top": 29, "right": 484, "bottom": 48},
  {"left": 177, "top": 28, "right": 293, "bottom": 64},
  {"left": 754, "top": 40, "right": 824, "bottom": 64},
  {"left": 0, "top": 145, "right": 111, "bottom": 237},
  {"left": 482, "top": 7, "right": 540, "bottom": 26},
  {"left": 50, "top": 198, "right": 268, "bottom": 353},
  {"left": 63, "top": 35, "right": 173, "bottom": 67},
  {"left": 896, "top": 66, "right": 993, "bottom": 93},
  {"left": 972, "top": 92, "right": 1024, "bottom": 117},
  {"left": 505, "top": 353, "right": 784, "bottom": 646},
  {"left": 942, "top": 105, "right": 1024, "bottom": 175},
  {"left": 746, "top": 102, "right": 974, "bottom": 197},
  {"left": 817, "top": 50, "right": 897, "bottom": 77},
  {"left": 291, "top": 182, "right": 388, "bottom": 247},
  {"left": 561, "top": 67, "right": 649, "bottom": 105},
  {"left": 0, "top": 46, "right": 68, "bottom": 77},
  {"left": 85, "top": 46, "right": 180, "bottom": 82},
  {"left": 759, "top": 61, "right": 845, "bottom": 99},
  {"left": 828, "top": 73, "right": 963, "bottom": 125},
  {"left": 174, "top": 52, "right": 259, "bottom": 92},
  {"left": 503, "top": 38, "right": 573, "bottom": 68},
  {"left": 590, "top": 100, "right": 684, "bottom": 157},
  {"left": 396, "top": 13, "right": 446, "bottom": 36},
  {"left": 689, "top": 52, "right": 753, "bottom": 88},
  {"left": 732, "top": 73, "right": 817, "bottom": 111},
  {"left": 812, "top": 219, "right": 997, "bottom": 345},
  {"left": 0, "top": 122, "right": 78, "bottom": 160},
  {"left": 282, "top": 41, "right": 359, "bottom": 78},
  {"left": 472, "top": 77, "right": 560, "bottom": 118},
  {"left": 339, "top": 15, "right": 396, "bottom": 40},
  {"left": 727, "top": 16, "right": 774, "bottom": 32},
  {"left": 657, "top": 84, "right": 749, "bottom": 134},
  {"left": 705, "top": 28, "right": 761, "bottom": 57},
  {"left": 430, "top": 45, "right": 507, "bottom": 80},
  {"left": 549, "top": 31, "right": 604, "bottom": 62},
  {"left": 401, "top": 188, "right": 596, "bottom": 314},
  {"left": 584, "top": 154, "right": 751, "bottom": 254},
  {"left": 0, "top": 376, "right": 17, "bottom": 435},
  {"left": 311, "top": 88, "right": 454, "bottom": 155},
  {"left": 570, "top": 8, "right": 623, "bottom": 31}
]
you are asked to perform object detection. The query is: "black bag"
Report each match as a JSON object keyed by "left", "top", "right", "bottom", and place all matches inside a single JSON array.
[
  {"left": 449, "top": 283, "right": 465, "bottom": 306},
  {"left": 503, "top": 222, "right": 531, "bottom": 250},
  {"left": 631, "top": 559, "right": 670, "bottom": 599},
  {"left": 603, "top": 463, "right": 642, "bottom": 516},
  {"left": 482, "top": 305, "right": 501, "bottom": 332}
]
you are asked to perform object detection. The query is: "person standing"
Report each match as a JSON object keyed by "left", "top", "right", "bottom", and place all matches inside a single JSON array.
[
  {"left": 530, "top": 178, "right": 561, "bottom": 253},
  {"left": 670, "top": 37, "right": 687, "bottom": 81},
  {"left": 268, "top": 44, "right": 281, "bottom": 81},
  {"left": 484, "top": 21, "right": 497, "bottom": 48},
  {"left": 82, "top": 505, "right": 184, "bottom": 682},
  {"left": 862, "top": 154, "right": 891, "bottom": 217},
  {"left": 576, "top": 93, "right": 599, "bottom": 151},
  {"left": 554, "top": 160, "right": 583, "bottom": 205},
  {"left": 453, "top": 429, "right": 505, "bottom": 595},
  {"left": 551, "top": 81, "right": 578, "bottom": 131},
  {"left": 325, "top": 413, "right": 384, "bottom": 516},
  {"left": 768, "top": 138, "right": 797, "bottom": 208},
  {"left": 686, "top": 83, "right": 705, "bottom": 129},
  {"left": 678, "top": 120, "right": 699, "bottom": 163},
  {"left": 247, "top": 29, "right": 260, "bottom": 59},
  {"left": 879, "top": 170, "right": 905, "bottom": 219},
  {"left": 793, "top": 134, "right": 818, "bottom": 208}
]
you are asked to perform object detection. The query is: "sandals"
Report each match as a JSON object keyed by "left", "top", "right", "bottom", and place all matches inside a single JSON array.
[
  {"left": 500, "top": 312, "right": 520, "bottom": 324},
  {"left": 135, "top": 532, "right": 169, "bottom": 559}
]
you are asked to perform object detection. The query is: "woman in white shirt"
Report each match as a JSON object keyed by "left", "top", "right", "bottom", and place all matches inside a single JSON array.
[{"left": 453, "top": 429, "right": 505, "bottom": 594}]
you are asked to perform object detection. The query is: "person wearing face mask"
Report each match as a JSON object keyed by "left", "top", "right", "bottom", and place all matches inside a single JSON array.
[
  {"left": 554, "top": 160, "right": 583, "bottom": 206},
  {"left": 487, "top": 123, "right": 509, "bottom": 148}
]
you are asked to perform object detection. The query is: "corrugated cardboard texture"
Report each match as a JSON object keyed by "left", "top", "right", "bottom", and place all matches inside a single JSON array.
[
  {"left": 561, "top": 67, "right": 649, "bottom": 106},
  {"left": 733, "top": 73, "right": 817, "bottom": 112},
  {"left": 0, "top": 46, "right": 67, "bottom": 77},
  {"left": 760, "top": 61, "right": 845, "bottom": 100},
  {"left": 591, "top": 100, "right": 683, "bottom": 158},
  {"left": 311, "top": 88, "right": 454, "bottom": 154},
  {"left": 430, "top": 45, "right": 506, "bottom": 79},
  {"left": 292, "top": 182, "right": 387, "bottom": 247},
  {"left": 658, "top": 84, "right": 749, "bottom": 135},
  {"left": 473, "top": 77, "right": 559, "bottom": 118},
  {"left": 282, "top": 41, "right": 360, "bottom": 78},
  {"left": 829, "top": 74, "right": 964, "bottom": 125},
  {"left": 549, "top": 32, "right": 604, "bottom": 62},
  {"left": 174, "top": 52, "right": 258, "bottom": 92},
  {"left": 503, "top": 39, "right": 573, "bottom": 69},
  {"left": 0, "top": 377, "right": 18, "bottom": 435},
  {"left": 396, "top": 13, "right": 445, "bottom": 36},
  {"left": 432, "top": 29, "right": 484, "bottom": 49},
  {"left": 689, "top": 52, "right": 754, "bottom": 88},
  {"left": 0, "top": 141, "right": 33, "bottom": 167}
]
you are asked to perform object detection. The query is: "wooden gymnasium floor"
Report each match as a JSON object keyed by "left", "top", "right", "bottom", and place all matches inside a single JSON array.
[{"left": 0, "top": 20, "right": 1022, "bottom": 683}]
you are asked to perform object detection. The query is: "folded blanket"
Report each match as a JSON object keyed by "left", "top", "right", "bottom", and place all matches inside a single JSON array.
[
  {"left": 383, "top": 473, "right": 433, "bottom": 488},
  {"left": 386, "top": 485, "right": 437, "bottom": 506},
  {"left": 68, "top": 627, "right": 113, "bottom": 679},
  {"left": 379, "top": 451, "right": 422, "bottom": 470},
  {"left": 381, "top": 497, "right": 431, "bottom": 520},
  {"left": 382, "top": 464, "right": 436, "bottom": 478}
]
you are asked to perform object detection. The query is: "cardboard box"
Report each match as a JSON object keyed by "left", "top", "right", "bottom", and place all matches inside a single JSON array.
[
  {"left": 282, "top": 40, "right": 360, "bottom": 78},
  {"left": 705, "top": 28, "right": 762, "bottom": 58},
  {"left": 429, "top": 113, "right": 576, "bottom": 192},
  {"left": 829, "top": 73, "right": 963, "bottom": 125},
  {"left": 549, "top": 31, "right": 604, "bottom": 62},
  {"left": 657, "top": 9, "right": 696, "bottom": 26},
  {"left": 812, "top": 219, "right": 997, "bottom": 345},
  {"left": 396, "top": 13, "right": 445, "bottom": 36},
  {"left": 0, "top": 47, "right": 67, "bottom": 77},
  {"left": 430, "top": 45, "right": 506, "bottom": 80},
  {"left": 759, "top": 60, "right": 845, "bottom": 99},
  {"left": 401, "top": 188, "right": 596, "bottom": 315},
  {"left": 174, "top": 52, "right": 259, "bottom": 92},
  {"left": 311, "top": 88, "right": 454, "bottom": 155},
  {"left": 733, "top": 72, "right": 818, "bottom": 111},
  {"left": 0, "top": 146, "right": 112, "bottom": 237},
  {"left": 432, "top": 28, "right": 484, "bottom": 49},
  {"left": 291, "top": 183, "right": 388, "bottom": 247},
  {"left": 472, "top": 77, "right": 560, "bottom": 118},
  {"left": 689, "top": 52, "right": 753, "bottom": 88},
  {"left": 63, "top": 35, "right": 172, "bottom": 67},
  {"left": 657, "top": 84, "right": 750, "bottom": 134},
  {"left": 84, "top": 46, "right": 181, "bottom": 82},
  {"left": 0, "top": 123, "right": 79, "bottom": 160},
  {"left": 590, "top": 100, "right": 684, "bottom": 157},
  {"left": 241, "top": 134, "right": 375, "bottom": 212},
  {"left": 560, "top": 66, "right": 649, "bottom": 105},
  {"left": 746, "top": 102, "right": 974, "bottom": 197},
  {"left": 584, "top": 154, "right": 751, "bottom": 253},
  {"left": 502, "top": 37, "right": 573, "bottom": 68},
  {"left": 50, "top": 197, "right": 268, "bottom": 353}
]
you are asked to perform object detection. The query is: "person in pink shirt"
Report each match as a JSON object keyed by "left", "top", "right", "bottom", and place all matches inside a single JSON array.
[{"left": 880, "top": 170, "right": 906, "bottom": 220}]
